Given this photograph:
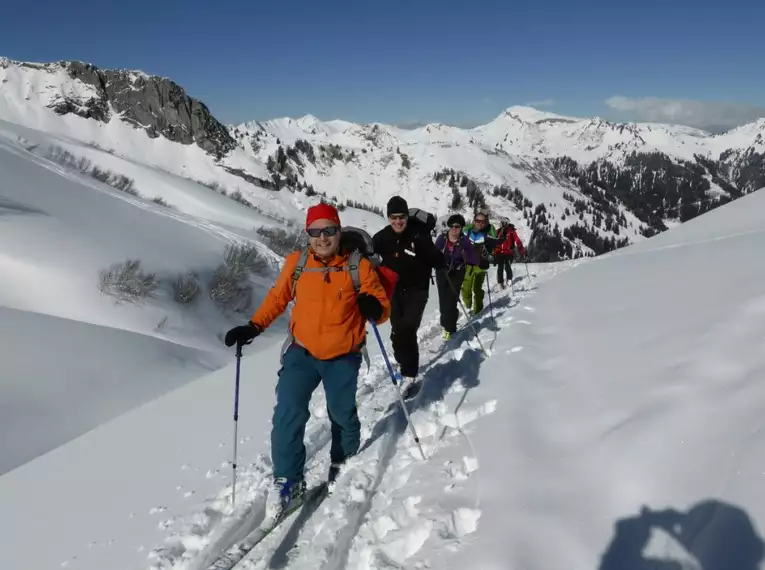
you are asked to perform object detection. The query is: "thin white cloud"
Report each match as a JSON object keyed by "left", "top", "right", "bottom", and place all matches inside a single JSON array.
[
  {"left": 605, "top": 95, "right": 765, "bottom": 131},
  {"left": 524, "top": 99, "right": 555, "bottom": 107}
]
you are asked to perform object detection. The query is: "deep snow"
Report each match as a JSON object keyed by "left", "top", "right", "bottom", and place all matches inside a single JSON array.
[
  {"left": 2, "top": 184, "right": 764, "bottom": 570},
  {"left": 2, "top": 57, "right": 765, "bottom": 569},
  {"left": 0, "top": 117, "right": 386, "bottom": 476}
]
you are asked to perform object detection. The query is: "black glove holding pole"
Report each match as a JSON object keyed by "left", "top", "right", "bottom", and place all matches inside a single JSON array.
[{"left": 224, "top": 322, "right": 262, "bottom": 347}]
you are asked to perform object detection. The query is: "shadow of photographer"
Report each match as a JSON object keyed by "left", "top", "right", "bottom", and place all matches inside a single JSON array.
[{"left": 599, "top": 500, "right": 764, "bottom": 570}]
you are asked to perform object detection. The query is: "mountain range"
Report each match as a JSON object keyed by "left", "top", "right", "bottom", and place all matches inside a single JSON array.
[{"left": 1, "top": 56, "right": 763, "bottom": 260}]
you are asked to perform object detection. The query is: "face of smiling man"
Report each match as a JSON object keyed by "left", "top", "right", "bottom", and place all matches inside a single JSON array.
[
  {"left": 307, "top": 217, "right": 341, "bottom": 259},
  {"left": 388, "top": 212, "right": 408, "bottom": 234}
]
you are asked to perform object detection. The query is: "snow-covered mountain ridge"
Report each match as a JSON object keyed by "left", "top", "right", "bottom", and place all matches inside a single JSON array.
[{"left": 2, "top": 56, "right": 764, "bottom": 260}]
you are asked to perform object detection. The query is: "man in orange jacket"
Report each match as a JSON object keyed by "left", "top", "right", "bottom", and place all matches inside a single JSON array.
[{"left": 224, "top": 202, "right": 391, "bottom": 520}]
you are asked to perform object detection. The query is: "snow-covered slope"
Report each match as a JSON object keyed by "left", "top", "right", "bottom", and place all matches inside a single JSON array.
[
  {"left": 2, "top": 175, "right": 763, "bottom": 570},
  {"left": 4, "top": 56, "right": 764, "bottom": 263},
  {"left": 0, "top": 115, "right": 349, "bottom": 476},
  {"left": 0, "top": 84, "right": 389, "bottom": 476}
]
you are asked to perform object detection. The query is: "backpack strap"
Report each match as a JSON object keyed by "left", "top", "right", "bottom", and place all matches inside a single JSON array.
[
  {"left": 346, "top": 250, "right": 371, "bottom": 370},
  {"left": 291, "top": 247, "right": 311, "bottom": 298},
  {"left": 348, "top": 250, "right": 362, "bottom": 294}
]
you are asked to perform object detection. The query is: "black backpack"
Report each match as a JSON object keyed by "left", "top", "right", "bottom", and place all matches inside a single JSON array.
[{"left": 408, "top": 207, "right": 437, "bottom": 237}]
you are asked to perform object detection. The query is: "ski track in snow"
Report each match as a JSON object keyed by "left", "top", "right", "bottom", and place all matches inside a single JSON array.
[{"left": 147, "top": 263, "right": 568, "bottom": 570}]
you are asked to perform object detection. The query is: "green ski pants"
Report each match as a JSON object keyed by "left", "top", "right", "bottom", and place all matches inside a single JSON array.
[{"left": 461, "top": 265, "right": 486, "bottom": 314}]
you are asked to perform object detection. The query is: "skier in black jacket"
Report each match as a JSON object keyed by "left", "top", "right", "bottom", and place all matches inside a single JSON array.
[{"left": 373, "top": 196, "right": 445, "bottom": 385}]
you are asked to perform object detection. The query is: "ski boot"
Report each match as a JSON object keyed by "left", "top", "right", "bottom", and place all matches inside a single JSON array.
[
  {"left": 328, "top": 462, "right": 344, "bottom": 484},
  {"left": 265, "top": 477, "right": 306, "bottom": 522}
]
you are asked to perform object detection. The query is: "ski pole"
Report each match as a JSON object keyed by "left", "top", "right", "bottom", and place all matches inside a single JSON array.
[
  {"left": 484, "top": 267, "right": 495, "bottom": 323},
  {"left": 524, "top": 260, "right": 531, "bottom": 283},
  {"left": 369, "top": 320, "right": 426, "bottom": 460},
  {"left": 230, "top": 338, "right": 251, "bottom": 508}
]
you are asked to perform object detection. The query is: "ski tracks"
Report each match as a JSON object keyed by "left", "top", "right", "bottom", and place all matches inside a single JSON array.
[
  {"left": 148, "top": 318, "right": 446, "bottom": 570},
  {"left": 151, "top": 268, "right": 544, "bottom": 570},
  {"left": 334, "top": 273, "right": 542, "bottom": 569},
  {"left": 243, "top": 273, "right": 537, "bottom": 570}
]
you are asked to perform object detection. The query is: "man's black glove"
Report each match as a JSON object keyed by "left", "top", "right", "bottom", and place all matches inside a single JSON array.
[
  {"left": 479, "top": 258, "right": 490, "bottom": 270},
  {"left": 224, "top": 322, "right": 262, "bottom": 347},
  {"left": 357, "top": 293, "right": 383, "bottom": 321}
]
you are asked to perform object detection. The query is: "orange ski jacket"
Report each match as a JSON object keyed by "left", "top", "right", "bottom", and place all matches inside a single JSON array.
[{"left": 250, "top": 249, "right": 391, "bottom": 360}]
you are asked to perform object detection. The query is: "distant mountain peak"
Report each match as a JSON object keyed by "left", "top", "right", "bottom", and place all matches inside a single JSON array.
[{"left": 500, "top": 105, "right": 576, "bottom": 124}]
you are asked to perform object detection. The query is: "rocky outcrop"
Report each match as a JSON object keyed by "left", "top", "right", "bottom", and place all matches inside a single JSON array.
[{"left": 50, "top": 61, "right": 236, "bottom": 158}]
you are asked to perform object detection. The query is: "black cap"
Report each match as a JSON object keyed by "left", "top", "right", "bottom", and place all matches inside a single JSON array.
[{"left": 387, "top": 196, "right": 408, "bottom": 217}]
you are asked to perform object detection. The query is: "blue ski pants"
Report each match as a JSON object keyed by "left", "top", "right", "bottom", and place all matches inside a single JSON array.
[{"left": 271, "top": 344, "right": 362, "bottom": 482}]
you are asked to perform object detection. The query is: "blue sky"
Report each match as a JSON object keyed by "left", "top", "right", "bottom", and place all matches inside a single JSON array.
[{"left": 2, "top": 0, "right": 764, "bottom": 129}]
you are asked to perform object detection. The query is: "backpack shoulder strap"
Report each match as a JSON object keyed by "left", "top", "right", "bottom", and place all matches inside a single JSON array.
[
  {"left": 291, "top": 247, "right": 311, "bottom": 297},
  {"left": 348, "top": 250, "right": 362, "bottom": 294}
]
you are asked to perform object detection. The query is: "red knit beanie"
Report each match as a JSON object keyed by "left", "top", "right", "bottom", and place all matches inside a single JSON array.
[{"left": 305, "top": 202, "right": 341, "bottom": 229}]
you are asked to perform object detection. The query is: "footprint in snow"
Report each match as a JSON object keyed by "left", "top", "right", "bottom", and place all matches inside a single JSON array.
[
  {"left": 438, "top": 399, "right": 497, "bottom": 430},
  {"left": 443, "top": 456, "right": 479, "bottom": 483},
  {"left": 378, "top": 518, "right": 434, "bottom": 565},
  {"left": 158, "top": 517, "right": 177, "bottom": 531},
  {"left": 440, "top": 507, "right": 481, "bottom": 538}
]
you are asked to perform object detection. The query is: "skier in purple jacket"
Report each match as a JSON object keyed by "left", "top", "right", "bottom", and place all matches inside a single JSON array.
[{"left": 434, "top": 214, "right": 479, "bottom": 339}]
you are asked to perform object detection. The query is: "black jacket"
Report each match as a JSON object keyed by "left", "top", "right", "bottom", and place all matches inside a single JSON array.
[{"left": 373, "top": 224, "right": 446, "bottom": 291}]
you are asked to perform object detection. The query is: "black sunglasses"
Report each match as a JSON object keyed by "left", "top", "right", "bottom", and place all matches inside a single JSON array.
[
  {"left": 306, "top": 226, "right": 340, "bottom": 238},
  {"left": 449, "top": 224, "right": 463, "bottom": 229}
]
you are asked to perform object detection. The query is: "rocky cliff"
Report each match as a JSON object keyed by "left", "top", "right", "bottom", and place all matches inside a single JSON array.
[{"left": 46, "top": 61, "right": 236, "bottom": 158}]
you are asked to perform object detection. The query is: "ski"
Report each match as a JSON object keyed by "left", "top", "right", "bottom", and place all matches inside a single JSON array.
[{"left": 206, "top": 484, "right": 327, "bottom": 570}]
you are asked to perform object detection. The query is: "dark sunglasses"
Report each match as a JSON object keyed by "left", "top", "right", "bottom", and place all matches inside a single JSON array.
[
  {"left": 306, "top": 226, "right": 340, "bottom": 238},
  {"left": 388, "top": 214, "right": 408, "bottom": 221},
  {"left": 474, "top": 217, "right": 486, "bottom": 223},
  {"left": 449, "top": 224, "right": 463, "bottom": 229}
]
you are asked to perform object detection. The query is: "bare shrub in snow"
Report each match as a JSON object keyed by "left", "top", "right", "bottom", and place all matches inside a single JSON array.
[
  {"left": 223, "top": 243, "right": 268, "bottom": 278},
  {"left": 152, "top": 196, "right": 170, "bottom": 207},
  {"left": 208, "top": 265, "right": 252, "bottom": 313},
  {"left": 227, "top": 190, "right": 254, "bottom": 208},
  {"left": 199, "top": 180, "right": 222, "bottom": 192},
  {"left": 208, "top": 243, "right": 268, "bottom": 313},
  {"left": 256, "top": 226, "right": 303, "bottom": 256},
  {"left": 91, "top": 167, "right": 138, "bottom": 195},
  {"left": 98, "top": 259, "right": 158, "bottom": 302},
  {"left": 172, "top": 273, "right": 201, "bottom": 304},
  {"left": 197, "top": 179, "right": 255, "bottom": 208},
  {"left": 41, "top": 144, "right": 140, "bottom": 197}
]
